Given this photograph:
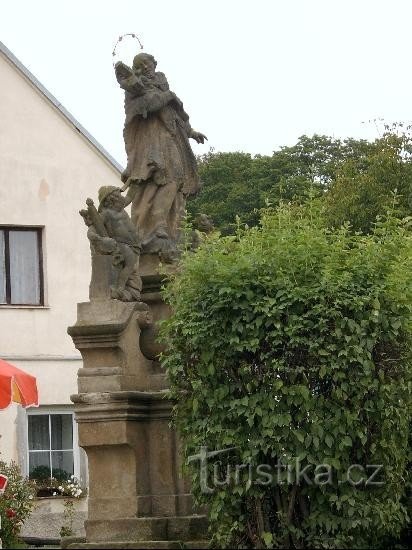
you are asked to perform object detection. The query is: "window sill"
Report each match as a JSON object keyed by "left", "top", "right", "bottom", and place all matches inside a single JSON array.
[
  {"left": 0, "top": 305, "right": 50, "bottom": 309},
  {"left": 35, "top": 495, "right": 87, "bottom": 500}
]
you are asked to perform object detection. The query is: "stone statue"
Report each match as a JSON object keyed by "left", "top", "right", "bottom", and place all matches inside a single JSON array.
[
  {"left": 69, "top": 52, "right": 210, "bottom": 549},
  {"left": 115, "top": 52, "right": 207, "bottom": 261},
  {"left": 80, "top": 185, "right": 142, "bottom": 301},
  {"left": 191, "top": 213, "right": 215, "bottom": 249}
]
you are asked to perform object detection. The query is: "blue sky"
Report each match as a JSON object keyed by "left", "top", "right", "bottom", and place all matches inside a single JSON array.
[{"left": 1, "top": 0, "right": 411, "bottom": 165}]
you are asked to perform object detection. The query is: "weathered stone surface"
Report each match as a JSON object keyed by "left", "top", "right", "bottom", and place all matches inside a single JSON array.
[
  {"left": 67, "top": 52, "right": 209, "bottom": 549},
  {"left": 68, "top": 300, "right": 159, "bottom": 392},
  {"left": 69, "top": 300, "right": 208, "bottom": 545},
  {"left": 64, "top": 541, "right": 207, "bottom": 549},
  {"left": 21, "top": 497, "right": 86, "bottom": 540},
  {"left": 83, "top": 515, "right": 207, "bottom": 543},
  {"left": 61, "top": 536, "right": 87, "bottom": 549},
  {"left": 71, "top": 391, "right": 193, "bottom": 522},
  {"left": 115, "top": 53, "right": 207, "bottom": 261},
  {"left": 190, "top": 214, "right": 215, "bottom": 250},
  {"left": 80, "top": 189, "right": 142, "bottom": 302}
]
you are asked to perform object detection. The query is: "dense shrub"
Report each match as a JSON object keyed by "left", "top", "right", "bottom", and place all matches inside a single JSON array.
[
  {"left": 161, "top": 202, "right": 412, "bottom": 548},
  {"left": 0, "top": 460, "right": 35, "bottom": 548}
]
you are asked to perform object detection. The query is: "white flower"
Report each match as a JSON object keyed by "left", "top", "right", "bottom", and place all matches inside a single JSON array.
[
  {"left": 53, "top": 492, "right": 57, "bottom": 496},
  {"left": 29, "top": 495, "right": 33, "bottom": 500}
]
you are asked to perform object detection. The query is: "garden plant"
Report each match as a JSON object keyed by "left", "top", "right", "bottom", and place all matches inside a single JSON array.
[{"left": 161, "top": 200, "right": 412, "bottom": 548}]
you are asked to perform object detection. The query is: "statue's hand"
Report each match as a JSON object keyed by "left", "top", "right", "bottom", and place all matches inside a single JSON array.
[{"left": 191, "top": 130, "right": 208, "bottom": 144}]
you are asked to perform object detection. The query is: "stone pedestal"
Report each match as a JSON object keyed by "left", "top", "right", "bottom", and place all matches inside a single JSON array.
[{"left": 67, "top": 254, "right": 207, "bottom": 549}]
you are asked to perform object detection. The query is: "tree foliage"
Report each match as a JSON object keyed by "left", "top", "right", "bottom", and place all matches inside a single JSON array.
[
  {"left": 189, "top": 127, "right": 412, "bottom": 235},
  {"left": 325, "top": 127, "right": 412, "bottom": 233},
  {"left": 161, "top": 202, "right": 412, "bottom": 548}
]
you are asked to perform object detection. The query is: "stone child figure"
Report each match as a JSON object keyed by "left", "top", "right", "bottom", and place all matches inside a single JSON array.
[
  {"left": 190, "top": 213, "right": 215, "bottom": 250},
  {"left": 115, "top": 52, "right": 207, "bottom": 261},
  {"left": 80, "top": 186, "right": 142, "bottom": 302}
]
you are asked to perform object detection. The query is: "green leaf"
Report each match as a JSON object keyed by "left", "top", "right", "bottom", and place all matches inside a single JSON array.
[
  {"left": 262, "top": 531, "right": 273, "bottom": 547},
  {"left": 294, "top": 430, "right": 305, "bottom": 443}
]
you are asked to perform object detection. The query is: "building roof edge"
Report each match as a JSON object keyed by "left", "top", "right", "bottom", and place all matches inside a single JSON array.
[{"left": 0, "top": 40, "right": 123, "bottom": 174}]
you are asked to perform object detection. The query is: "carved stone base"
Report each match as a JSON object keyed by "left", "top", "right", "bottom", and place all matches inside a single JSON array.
[
  {"left": 68, "top": 299, "right": 165, "bottom": 392},
  {"left": 67, "top": 391, "right": 207, "bottom": 547},
  {"left": 84, "top": 516, "right": 207, "bottom": 543},
  {"left": 68, "top": 275, "right": 207, "bottom": 547}
]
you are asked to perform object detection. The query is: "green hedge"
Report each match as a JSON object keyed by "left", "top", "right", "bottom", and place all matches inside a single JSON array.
[{"left": 161, "top": 202, "right": 412, "bottom": 548}]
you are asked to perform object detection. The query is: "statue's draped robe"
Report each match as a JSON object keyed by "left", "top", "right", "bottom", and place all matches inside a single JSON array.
[{"left": 119, "top": 71, "right": 200, "bottom": 245}]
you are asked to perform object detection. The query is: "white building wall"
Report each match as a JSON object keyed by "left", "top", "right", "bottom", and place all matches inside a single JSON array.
[{"left": 0, "top": 49, "right": 121, "bottom": 467}]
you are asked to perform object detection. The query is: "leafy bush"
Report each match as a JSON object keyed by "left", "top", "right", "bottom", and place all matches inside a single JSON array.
[
  {"left": 161, "top": 201, "right": 412, "bottom": 548},
  {"left": 0, "top": 460, "right": 36, "bottom": 548}
]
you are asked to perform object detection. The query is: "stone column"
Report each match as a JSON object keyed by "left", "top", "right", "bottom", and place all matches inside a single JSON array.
[{"left": 66, "top": 253, "right": 207, "bottom": 549}]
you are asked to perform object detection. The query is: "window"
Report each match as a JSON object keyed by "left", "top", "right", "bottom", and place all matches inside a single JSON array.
[
  {"left": 0, "top": 227, "right": 44, "bottom": 305},
  {"left": 27, "top": 412, "right": 76, "bottom": 481}
]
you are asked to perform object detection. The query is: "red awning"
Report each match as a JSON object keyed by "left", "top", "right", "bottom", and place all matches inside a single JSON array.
[{"left": 0, "top": 359, "right": 38, "bottom": 409}]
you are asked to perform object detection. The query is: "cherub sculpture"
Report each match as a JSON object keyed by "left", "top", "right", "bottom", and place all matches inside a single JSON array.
[
  {"left": 80, "top": 186, "right": 142, "bottom": 302},
  {"left": 190, "top": 213, "right": 215, "bottom": 250}
]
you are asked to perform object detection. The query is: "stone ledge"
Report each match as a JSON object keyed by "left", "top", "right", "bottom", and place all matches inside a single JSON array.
[
  {"left": 84, "top": 515, "right": 208, "bottom": 543},
  {"left": 64, "top": 542, "right": 208, "bottom": 549},
  {"left": 72, "top": 390, "right": 170, "bottom": 404},
  {"left": 65, "top": 543, "right": 209, "bottom": 550}
]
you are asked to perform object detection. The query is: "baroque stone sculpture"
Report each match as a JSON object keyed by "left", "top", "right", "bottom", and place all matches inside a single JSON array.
[
  {"left": 191, "top": 213, "right": 215, "bottom": 250},
  {"left": 68, "top": 51, "right": 209, "bottom": 549},
  {"left": 80, "top": 185, "right": 142, "bottom": 301},
  {"left": 115, "top": 52, "right": 207, "bottom": 261}
]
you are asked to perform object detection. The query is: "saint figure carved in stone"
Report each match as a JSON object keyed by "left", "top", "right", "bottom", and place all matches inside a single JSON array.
[{"left": 115, "top": 52, "right": 207, "bottom": 260}]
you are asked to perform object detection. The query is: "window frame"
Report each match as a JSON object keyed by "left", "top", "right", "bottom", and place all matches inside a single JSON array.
[
  {"left": 0, "top": 226, "right": 44, "bottom": 306},
  {"left": 25, "top": 408, "right": 80, "bottom": 481}
]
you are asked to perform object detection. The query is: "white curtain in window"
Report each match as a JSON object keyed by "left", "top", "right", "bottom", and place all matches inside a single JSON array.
[
  {"left": 29, "top": 452, "right": 51, "bottom": 478},
  {"left": 52, "top": 451, "right": 74, "bottom": 478},
  {"left": 28, "top": 414, "right": 75, "bottom": 480},
  {"left": 28, "top": 415, "right": 50, "bottom": 478},
  {"left": 28, "top": 415, "right": 49, "bottom": 450},
  {"left": 51, "top": 414, "right": 73, "bottom": 450},
  {"left": 0, "top": 230, "right": 5, "bottom": 303},
  {"left": 9, "top": 230, "right": 40, "bottom": 304}
]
